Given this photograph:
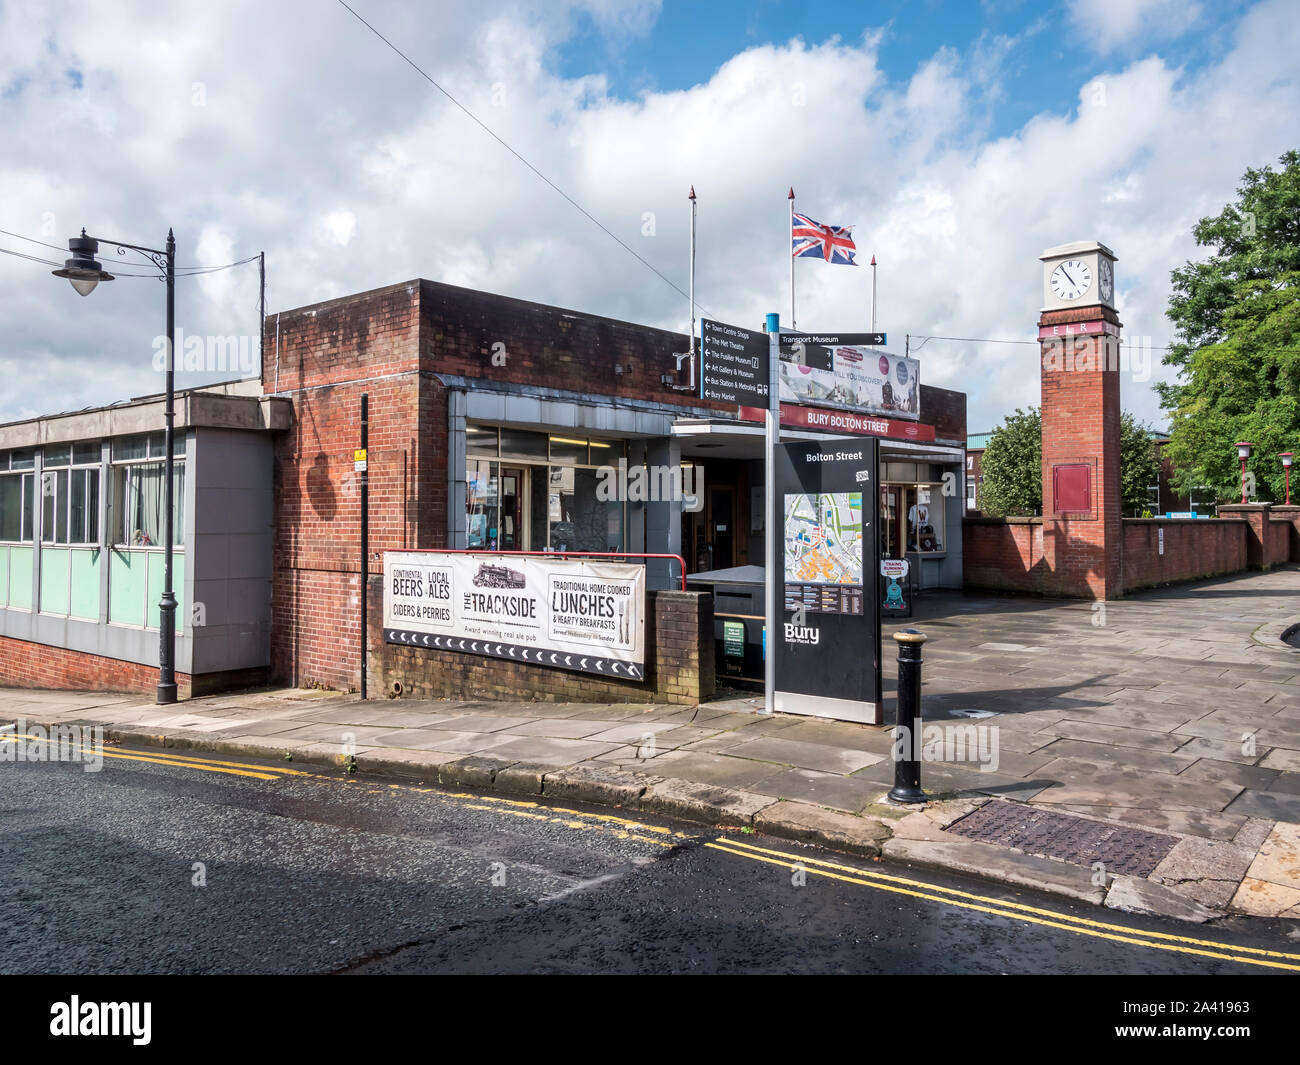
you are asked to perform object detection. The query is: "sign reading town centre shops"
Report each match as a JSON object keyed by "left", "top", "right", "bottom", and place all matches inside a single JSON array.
[
  {"left": 773, "top": 438, "right": 882, "bottom": 724},
  {"left": 383, "top": 552, "right": 646, "bottom": 680},
  {"left": 700, "top": 317, "right": 770, "bottom": 407}
]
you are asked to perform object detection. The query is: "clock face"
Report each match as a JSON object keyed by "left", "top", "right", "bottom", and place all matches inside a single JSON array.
[
  {"left": 1050, "top": 259, "right": 1092, "bottom": 301},
  {"left": 1099, "top": 259, "right": 1114, "bottom": 303}
]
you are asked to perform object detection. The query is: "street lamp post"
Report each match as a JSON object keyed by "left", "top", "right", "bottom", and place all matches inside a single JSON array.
[
  {"left": 54, "top": 228, "right": 179, "bottom": 704},
  {"left": 1234, "top": 441, "right": 1254, "bottom": 505},
  {"left": 1281, "top": 452, "right": 1295, "bottom": 506}
]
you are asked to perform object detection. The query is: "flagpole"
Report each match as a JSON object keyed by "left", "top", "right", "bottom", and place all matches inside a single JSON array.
[
  {"left": 788, "top": 187, "right": 796, "bottom": 329},
  {"left": 870, "top": 253, "right": 877, "bottom": 334},
  {"left": 689, "top": 185, "right": 697, "bottom": 388}
]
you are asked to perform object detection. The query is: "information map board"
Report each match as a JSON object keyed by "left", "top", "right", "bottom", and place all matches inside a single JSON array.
[{"left": 773, "top": 438, "right": 882, "bottom": 724}]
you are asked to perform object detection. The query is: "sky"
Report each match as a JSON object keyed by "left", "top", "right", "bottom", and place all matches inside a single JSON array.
[{"left": 1, "top": 0, "right": 1297, "bottom": 434}]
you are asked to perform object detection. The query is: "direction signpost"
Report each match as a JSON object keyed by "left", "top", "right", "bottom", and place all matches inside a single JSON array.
[{"left": 700, "top": 318, "right": 770, "bottom": 407}]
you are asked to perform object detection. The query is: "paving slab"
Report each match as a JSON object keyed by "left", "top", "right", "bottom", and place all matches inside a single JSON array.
[
  {"left": 882, "top": 836, "right": 1106, "bottom": 905},
  {"left": 724, "top": 736, "right": 883, "bottom": 775},
  {"left": 474, "top": 735, "right": 622, "bottom": 766}
]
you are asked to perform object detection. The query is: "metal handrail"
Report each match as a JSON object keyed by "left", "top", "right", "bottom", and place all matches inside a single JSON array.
[{"left": 400, "top": 548, "right": 688, "bottom": 591}]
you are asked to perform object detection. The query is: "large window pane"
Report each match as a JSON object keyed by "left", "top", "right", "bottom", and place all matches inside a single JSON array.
[
  {"left": 499, "top": 428, "right": 546, "bottom": 461},
  {"left": 42, "top": 469, "right": 69, "bottom": 543},
  {"left": 548, "top": 435, "right": 588, "bottom": 465},
  {"left": 0, "top": 476, "right": 19, "bottom": 540},
  {"left": 548, "top": 466, "right": 623, "bottom": 552},
  {"left": 113, "top": 435, "right": 149, "bottom": 462},
  {"left": 70, "top": 469, "right": 87, "bottom": 543},
  {"left": 465, "top": 459, "right": 498, "bottom": 549},
  {"left": 20, "top": 474, "right": 34, "bottom": 540},
  {"left": 465, "top": 424, "right": 498, "bottom": 457}
]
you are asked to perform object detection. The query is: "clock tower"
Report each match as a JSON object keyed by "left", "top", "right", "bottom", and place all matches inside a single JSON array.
[{"left": 1037, "top": 240, "right": 1123, "bottom": 599}]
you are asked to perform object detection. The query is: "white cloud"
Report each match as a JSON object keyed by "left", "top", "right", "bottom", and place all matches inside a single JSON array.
[
  {"left": 1066, "top": 0, "right": 1203, "bottom": 55},
  {"left": 0, "top": 0, "right": 1297, "bottom": 438}
]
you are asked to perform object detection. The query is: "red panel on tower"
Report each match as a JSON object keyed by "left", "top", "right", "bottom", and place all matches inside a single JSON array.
[{"left": 1053, "top": 463, "right": 1092, "bottom": 514}]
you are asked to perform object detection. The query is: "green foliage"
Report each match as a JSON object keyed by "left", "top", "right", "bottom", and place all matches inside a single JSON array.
[
  {"left": 1158, "top": 151, "right": 1300, "bottom": 502},
  {"left": 1120, "top": 412, "right": 1162, "bottom": 515},
  {"left": 979, "top": 408, "right": 1041, "bottom": 517}
]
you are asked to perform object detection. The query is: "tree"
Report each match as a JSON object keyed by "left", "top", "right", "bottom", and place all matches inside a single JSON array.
[
  {"left": 978, "top": 407, "right": 1163, "bottom": 517},
  {"left": 979, "top": 408, "right": 1041, "bottom": 517},
  {"left": 1120, "top": 412, "right": 1162, "bottom": 516},
  {"left": 1157, "top": 150, "right": 1300, "bottom": 502}
]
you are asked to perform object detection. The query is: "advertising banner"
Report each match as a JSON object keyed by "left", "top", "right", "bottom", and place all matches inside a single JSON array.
[
  {"left": 778, "top": 342, "right": 921, "bottom": 420},
  {"left": 383, "top": 552, "right": 646, "bottom": 680},
  {"left": 880, "top": 557, "right": 911, "bottom": 618},
  {"left": 773, "top": 439, "right": 882, "bottom": 724}
]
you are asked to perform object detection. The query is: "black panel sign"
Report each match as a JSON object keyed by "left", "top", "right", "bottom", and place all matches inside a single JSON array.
[
  {"left": 700, "top": 318, "right": 770, "bottom": 407},
  {"left": 773, "top": 437, "right": 881, "bottom": 724},
  {"left": 782, "top": 332, "right": 887, "bottom": 347}
]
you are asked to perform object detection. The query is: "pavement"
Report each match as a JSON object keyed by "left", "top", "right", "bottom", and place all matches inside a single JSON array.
[{"left": 5, "top": 565, "right": 1300, "bottom": 925}]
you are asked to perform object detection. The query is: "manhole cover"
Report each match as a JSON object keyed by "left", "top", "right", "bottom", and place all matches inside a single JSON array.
[{"left": 946, "top": 801, "right": 1176, "bottom": 877}]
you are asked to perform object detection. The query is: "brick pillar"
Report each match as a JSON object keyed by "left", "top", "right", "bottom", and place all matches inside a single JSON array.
[
  {"left": 1272, "top": 505, "right": 1300, "bottom": 562},
  {"left": 1038, "top": 307, "right": 1123, "bottom": 599},
  {"left": 1219, "top": 503, "right": 1274, "bottom": 569}
]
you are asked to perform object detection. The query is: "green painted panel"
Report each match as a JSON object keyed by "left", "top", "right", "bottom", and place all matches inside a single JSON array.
[
  {"left": 69, "top": 548, "right": 101, "bottom": 620},
  {"left": 145, "top": 551, "right": 184, "bottom": 633},
  {"left": 0, "top": 546, "right": 8, "bottom": 608},
  {"left": 109, "top": 550, "right": 147, "bottom": 627},
  {"left": 40, "top": 547, "right": 70, "bottom": 616},
  {"left": 8, "top": 547, "right": 32, "bottom": 610}
]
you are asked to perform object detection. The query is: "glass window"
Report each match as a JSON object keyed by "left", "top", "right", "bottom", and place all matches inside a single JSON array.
[
  {"left": 548, "top": 466, "right": 623, "bottom": 551},
  {"left": 499, "top": 428, "right": 547, "bottom": 461},
  {"left": 112, "top": 462, "right": 185, "bottom": 547},
  {"left": 9, "top": 449, "right": 35, "bottom": 471},
  {"left": 0, "top": 475, "right": 20, "bottom": 540},
  {"left": 906, "top": 486, "right": 944, "bottom": 553},
  {"left": 39, "top": 465, "right": 100, "bottom": 545},
  {"left": 73, "top": 442, "right": 100, "bottom": 465},
  {"left": 465, "top": 459, "right": 498, "bottom": 549},
  {"left": 44, "top": 445, "right": 71, "bottom": 468},
  {"left": 466, "top": 424, "right": 498, "bottom": 457},
  {"left": 113, "top": 435, "right": 149, "bottom": 462},
  {"left": 548, "top": 436, "right": 588, "bottom": 465},
  {"left": 586, "top": 438, "right": 621, "bottom": 468}
]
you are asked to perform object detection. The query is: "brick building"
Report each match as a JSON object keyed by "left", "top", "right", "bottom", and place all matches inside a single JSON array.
[{"left": 0, "top": 277, "right": 968, "bottom": 699}]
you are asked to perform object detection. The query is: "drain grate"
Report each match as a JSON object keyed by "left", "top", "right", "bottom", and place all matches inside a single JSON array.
[{"left": 946, "top": 801, "right": 1177, "bottom": 877}]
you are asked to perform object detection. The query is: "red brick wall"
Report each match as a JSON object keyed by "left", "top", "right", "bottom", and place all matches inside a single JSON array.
[
  {"left": 265, "top": 283, "right": 428, "bottom": 690},
  {"left": 0, "top": 635, "right": 193, "bottom": 697},
  {"left": 369, "top": 583, "right": 714, "bottom": 705},
  {"left": 962, "top": 518, "right": 1043, "bottom": 593},
  {"left": 1121, "top": 520, "right": 1249, "bottom": 592}
]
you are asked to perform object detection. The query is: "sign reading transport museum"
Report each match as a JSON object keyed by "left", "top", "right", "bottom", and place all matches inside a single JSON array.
[{"left": 382, "top": 552, "right": 647, "bottom": 680}]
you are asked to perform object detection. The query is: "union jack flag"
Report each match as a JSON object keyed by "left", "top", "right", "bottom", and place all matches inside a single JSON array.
[{"left": 792, "top": 212, "right": 857, "bottom": 264}]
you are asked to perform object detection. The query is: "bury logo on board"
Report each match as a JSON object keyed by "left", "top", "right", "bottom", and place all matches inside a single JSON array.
[{"left": 784, "top": 623, "right": 820, "bottom": 645}]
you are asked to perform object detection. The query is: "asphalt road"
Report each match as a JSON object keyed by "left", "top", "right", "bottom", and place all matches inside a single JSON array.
[{"left": 1, "top": 742, "right": 1297, "bottom": 976}]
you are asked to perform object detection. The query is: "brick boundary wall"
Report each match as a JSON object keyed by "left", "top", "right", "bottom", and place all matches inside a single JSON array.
[
  {"left": 962, "top": 517, "right": 1044, "bottom": 594},
  {"left": 367, "top": 582, "right": 715, "bottom": 705},
  {"left": 0, "top": 634, "right": 194, "bottom": 698},
  {"left": 963, "top": 510, "right": 1295, "bottom": 599},
  {"left": 1121, "top": 519, "right": 1249, "bottom": 592}
]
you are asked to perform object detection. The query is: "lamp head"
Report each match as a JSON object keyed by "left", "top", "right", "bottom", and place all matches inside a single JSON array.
[
  {"left": 51, "top": 229, "right": 115, "bottom": 296},
  {"left": 1235, "top": 441, "right": 1254, "bottom": 460}
]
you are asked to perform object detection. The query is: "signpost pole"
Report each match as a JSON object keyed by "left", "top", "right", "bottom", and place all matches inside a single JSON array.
[{"left": 764, "top": 312, "right": 781, "bottom": 714}]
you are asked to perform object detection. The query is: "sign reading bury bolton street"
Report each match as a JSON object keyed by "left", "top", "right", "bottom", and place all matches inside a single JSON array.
[
  {"left": 383, "top": 552, "right": 647, "bottom": 679},
  {"left": 700, "top": 317, "right": 770, "bottom": 407}
]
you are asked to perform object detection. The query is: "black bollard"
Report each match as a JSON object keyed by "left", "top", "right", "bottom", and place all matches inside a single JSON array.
[{"left": 888, "top": 628, "right": 928, "bottom": 804}]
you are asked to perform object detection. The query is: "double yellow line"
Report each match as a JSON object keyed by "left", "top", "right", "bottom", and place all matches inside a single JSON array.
[
  {"left": 708, "top": 835, "right": 1300, "bottom": 973},
  {"left": 2, "top": 732, "right": 305, "bottom": 781}
]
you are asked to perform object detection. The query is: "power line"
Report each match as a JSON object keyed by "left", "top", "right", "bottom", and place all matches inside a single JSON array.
[{"left": 333, "top": 0, "right": 698, "bottom": 309}]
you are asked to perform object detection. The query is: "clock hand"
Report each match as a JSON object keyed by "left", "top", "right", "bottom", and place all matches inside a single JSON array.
[{"left": 1061, "top": 266, "right": 1076, "bottom": 287}]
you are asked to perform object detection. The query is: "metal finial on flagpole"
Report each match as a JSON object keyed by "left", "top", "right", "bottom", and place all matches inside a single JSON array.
[
  {"left": 871, "top": 253, "right": 877, "bottom": 334},
  {"left": 788, "top": 187, "right": 796, "bottom": 329},
  {"left": 689, "top": 185, "right": 697, "bottom": 389}
]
